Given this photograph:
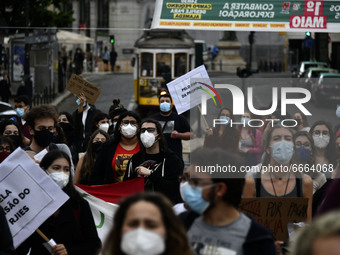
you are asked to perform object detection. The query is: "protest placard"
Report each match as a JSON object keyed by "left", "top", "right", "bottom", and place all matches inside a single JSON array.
[
  {"left": 239, "top": 197, "right": 308, "bottom": 242},
  {"left": 0, "top": 148, "right": 69, "bottom": 248},
  {"left": 66, "top": 74, "right": 101, "bottom": 105},
  {"left": 166, "top": 65, "right": 213, "bottom": 114}
]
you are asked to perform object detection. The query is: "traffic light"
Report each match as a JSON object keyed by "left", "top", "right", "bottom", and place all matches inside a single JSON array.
[
  {"left": 110, "top": 35, "right": 115, "bottom": 44},
  {"left": 305, "top": 31, "right": 311, "bottom": 37}
]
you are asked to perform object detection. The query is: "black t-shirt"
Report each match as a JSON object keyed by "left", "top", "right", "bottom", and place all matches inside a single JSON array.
[{"left": 151, "top": 112, "right": 191, "bottom": 159}]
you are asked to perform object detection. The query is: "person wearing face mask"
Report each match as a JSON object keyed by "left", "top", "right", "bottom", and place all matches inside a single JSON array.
[
  {"left": 72, "top": 93, "right": 99, "bottom": 152},
  {"left": 243, "top": 126, "right": 313, "bottom": 219},
  {"left": 238, "top": 110, "right": 263, "bottom": 166},
  {"left": 74, "top": 129, "right": 109, "bottom": 184},
  {"left": 90, "top": 111, "right": 141, "bottom": 184},
  {"left": 0, "top": 119, "right": 28, "bottom": 148},
  {"left": 16, "top": 150, "right": 101, "bottom": 255},
  {"left": 151, "top": 91, "right": 192, "bottom": 160},
  {"left": 12, "top": 95, "right": 32, "bottom": 142},
  {"left": 58, "top": 111, "right": 82, "bottom": 166},
  {"left": 0, "top": 136, "right": 15, "bottom": 163},
  {"left": 108, "top": 98, "right": 127, "bottom": 136},
  {"left": 103, "top": 192, "right": 192, "bottom": 255},
  {"left": 204, "top": 107, "right": 241, "bottom": 153},
  {"left": 309, "top": 121, "right": 337, "bottom": 179},
  {"left": 293, "top": 111, "right": 310, "bottom": 132},
  {"left": 124, "top": 119, "right": 184, "bottom": 204},
  {"left": 243, "top": 126, "right": 313, "bottom": 254},
  {"left": 23, "top": 105, "right": 75, "bottom": 175},
  {"left": 179, "top": 148, "right": 276, "bottom": 255},
  {"left": 83, "top": 111, "right": 110, "bottom": 150},
  {"left": 293, "top": 131, "right": 327, "bottom": 195}
]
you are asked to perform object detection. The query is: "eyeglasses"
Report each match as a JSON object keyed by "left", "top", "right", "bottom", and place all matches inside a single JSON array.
[
  {"left": 312, "top": 130, "right": 329, "bottom": 136},
  {"left": 295, "top": 142, "right": 311, "bottom": 148},
  {"left": 0, "top": 146, "right": 11, "bottom": 152},
  {"left": 140, "top": 127, "right": 156, "bottom": 133},
  {"left": 121, "top": 120, "right": 138, "bottom": 126}
]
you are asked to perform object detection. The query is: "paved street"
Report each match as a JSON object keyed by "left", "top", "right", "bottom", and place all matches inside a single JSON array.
[
  {"left": 57, "top": 72, "right": 135, "bottom": 115},
  {"left": 56, "top": 71, "right": 338, "bottom": 130}
]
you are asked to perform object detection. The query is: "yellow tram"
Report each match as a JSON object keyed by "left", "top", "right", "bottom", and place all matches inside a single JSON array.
[{"left": 133, "top": 30, "right": 195, "bottom": 115}]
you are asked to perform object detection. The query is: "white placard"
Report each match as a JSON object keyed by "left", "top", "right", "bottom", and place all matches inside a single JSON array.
[
  {"left": 34, "top": 148, "right": 48, "bottom": 162},
  {"left": 166, "top": 65, "right": 213, "bottom": 114},
  {"left": 0, "top": 148, "right": 69, "bottom": 248}
]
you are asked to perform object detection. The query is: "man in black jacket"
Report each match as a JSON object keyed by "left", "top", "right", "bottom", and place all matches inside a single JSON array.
[
  {"left": 72, "top": 93, "right": 99, "bottom": 152},
  {"left": 124, "top": 118, "right": 183, "bottom": 204},
  {"left": 180, "top": 148, "right": 276, "bottom": 255}
]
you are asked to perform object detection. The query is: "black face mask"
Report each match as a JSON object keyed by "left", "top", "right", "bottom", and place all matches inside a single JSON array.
[
  {"left": 295, "top": 119, "right": 302, "bottom": 125},
  {"left": 59, "top": 122, "right": 74, "bottom": 143},
  {"left": 8, "top": 135, "right": 21, "bottom": 148},
  {"left": 34, "top": 129, "right": 54, "bottom": 148},
  {"left": 92, "top": 141, "right": 103, "bottom": 154},
  {"left": 59, "top": 122, "right": 74, "bottom": 134}
]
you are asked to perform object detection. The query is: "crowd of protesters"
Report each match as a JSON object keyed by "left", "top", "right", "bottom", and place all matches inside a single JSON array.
[{"left": 0, "top": 90, "right": 340, "bottom": 255}]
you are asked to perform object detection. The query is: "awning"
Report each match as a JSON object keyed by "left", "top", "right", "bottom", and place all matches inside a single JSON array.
[{"left": 56, "top": 30, "right": 95, "bottom": 44}]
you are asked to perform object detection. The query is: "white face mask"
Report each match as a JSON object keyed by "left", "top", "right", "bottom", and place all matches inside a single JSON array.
[
  {"left": 313, "top": 135, "right": 330, "bottom": 149},
  {"left": 48, "top": 172, "right": 69, "bottom": 189},
  {"left": 121, "top": 124, "right": 137, "bottom": 138},
  {"left": 99, "top": 123, "right": 109, "bottom": 133},
  {"left": 140, "top": 131, "right": 157, "bottom": 148},
  {"left": 121, "top": 228, "right": 165, "bottom": 255}
]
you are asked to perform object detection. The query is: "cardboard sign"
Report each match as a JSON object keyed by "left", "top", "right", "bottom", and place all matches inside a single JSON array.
[
  {"left": 166, "top": 65, "right": 213, "bottom": 114},
  {"left": 239, "top": 197, "right": 308, "bottom": 242},
  {"left": 0, "top": 148, "right": 69, "bottom": 248},
  {"left": 66, "top": 74, "right": 101, "bottom": 105}
]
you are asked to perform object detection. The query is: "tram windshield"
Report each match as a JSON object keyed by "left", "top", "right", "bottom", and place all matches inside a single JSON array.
[{"left": 156, "top": 53, "right": 171, "bottom": 77}]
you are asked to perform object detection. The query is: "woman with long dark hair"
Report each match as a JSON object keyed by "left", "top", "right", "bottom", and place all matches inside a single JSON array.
[
  {"left": 124, "top": 118, "right": 184, "bottom": 204},
  {"left": 74, "top": 129, "right": 110, "bottom": 184},
  {"left": 90, "top": 111, "right": 141, "bottom": 184},
  {"left": 16, "top": 150, "right": 101, "bottom": 255},
  {"left": 102, "top": 192, "right": 192, "bottom": 255}
]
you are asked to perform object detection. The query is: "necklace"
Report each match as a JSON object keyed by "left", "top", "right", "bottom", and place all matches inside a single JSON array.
[
  {"left": 271, "top": 172, "right": 289, "bottom": 181},
  {"left": 269, "top": 171, "right": 291, "bottom": 197}
]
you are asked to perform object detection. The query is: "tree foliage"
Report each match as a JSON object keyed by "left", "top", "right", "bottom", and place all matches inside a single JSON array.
[{"left": 0, "top": 0, "right": 74, "bottom": 35}]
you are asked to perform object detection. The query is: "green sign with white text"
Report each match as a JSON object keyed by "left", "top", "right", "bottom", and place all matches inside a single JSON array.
[{"left": 152, "top": 0, "right": 340, "bottom": 32}]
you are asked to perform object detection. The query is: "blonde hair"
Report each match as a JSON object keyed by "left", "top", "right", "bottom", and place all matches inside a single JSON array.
[{"left": 290, "top": 211, "right": 340, "bottom": 255}]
